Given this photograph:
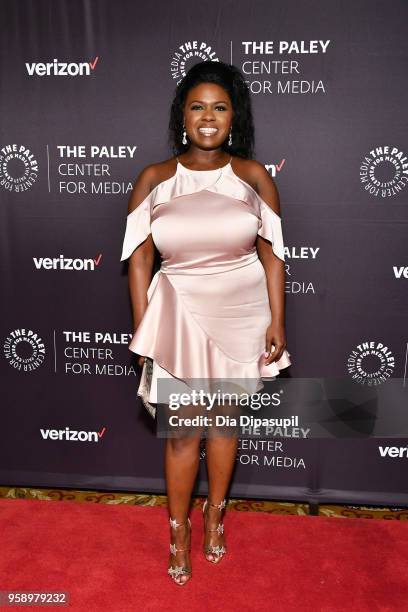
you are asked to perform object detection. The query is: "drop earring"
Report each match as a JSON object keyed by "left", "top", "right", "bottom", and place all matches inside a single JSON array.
[
  {"left": 228, "top": 128, "right": 232, "bottom": 146},
  {"left": 182, "top": 124, "right": 188, "bottom": 145}
]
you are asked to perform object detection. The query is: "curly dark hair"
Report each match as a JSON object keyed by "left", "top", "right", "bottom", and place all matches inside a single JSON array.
[{"left": 168, "top": 60, "right": 255, "bottom": 159}]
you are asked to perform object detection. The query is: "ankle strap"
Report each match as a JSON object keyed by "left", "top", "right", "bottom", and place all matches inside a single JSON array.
[
  {"left": 207, "top": 499, "right": 227, "bottom": 510},
  {"left": 169, "top": 516, "right": 191, "bottom": 529},
  {"left": 170, "top": 542, "right": 190, "bottom": 555}
]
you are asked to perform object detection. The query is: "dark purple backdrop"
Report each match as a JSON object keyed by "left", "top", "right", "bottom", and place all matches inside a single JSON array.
[{"left": 1, "top": 0, "right": 407, "bottom": 505}]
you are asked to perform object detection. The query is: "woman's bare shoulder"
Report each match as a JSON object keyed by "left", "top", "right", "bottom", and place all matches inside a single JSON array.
[
  {"left": 233, "top": 157, "right": 276, "bottom": 194},
  {"left": 138, "top": 158, "right": 178, "bottom": 191},
  {"left": 127, "top": 158, "right": 177, "bottom": 214},
  {"left": 230, "top": 157, "right": 264, "bottom": 192},
  {"left": 231, "top": 157, "right": 280, "bottom": 212}
]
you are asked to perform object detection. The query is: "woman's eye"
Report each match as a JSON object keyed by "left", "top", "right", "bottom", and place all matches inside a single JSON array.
[{"left": 190, "top": 105, "right": 227, "bottom": 111}]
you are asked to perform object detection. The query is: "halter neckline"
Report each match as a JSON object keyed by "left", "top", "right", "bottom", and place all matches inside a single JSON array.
[{"left": 176, "top": 156, "right": 232, "bottom": 172}]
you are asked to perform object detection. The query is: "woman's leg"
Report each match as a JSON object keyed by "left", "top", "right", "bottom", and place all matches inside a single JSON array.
[
  {"left": 165, "top": 432, "right": 202, "bottom": 583},
  {"left": 204, "top": 434, "right": 239, "bottom": 561},
  {"left": 165, "top": 434, "right": 202, "bottom": 517}
]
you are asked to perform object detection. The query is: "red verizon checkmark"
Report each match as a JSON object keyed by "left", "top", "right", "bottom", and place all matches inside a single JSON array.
[
  {"left": 276, "top": 159, "right": 286, "bottom": 172},
  {"left": 89, "top": 56, "right": 99, "bottom": 70},
  {"left": 98, "top": 427, "right": 106, "bottom": 438},
  {"left": 93, "top": 253, "right": 102, "bottom": 266}
]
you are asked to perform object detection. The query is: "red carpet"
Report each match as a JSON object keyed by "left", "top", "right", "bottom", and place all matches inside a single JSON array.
[{"left": 1, "top": 498, "right": 407, "bottom": 611}]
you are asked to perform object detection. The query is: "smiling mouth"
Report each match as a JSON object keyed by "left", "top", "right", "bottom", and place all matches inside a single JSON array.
[{"left": 198, "top": 127, "right": 219, "bottom": 136}]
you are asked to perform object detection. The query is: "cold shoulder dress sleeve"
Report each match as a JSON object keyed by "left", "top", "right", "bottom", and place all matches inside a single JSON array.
[
  {"left": 120, "top": 191, "right": 152, "bottom": 260},
  {"left": 120, "top": 159, "right": 292, "bottom": 417}
]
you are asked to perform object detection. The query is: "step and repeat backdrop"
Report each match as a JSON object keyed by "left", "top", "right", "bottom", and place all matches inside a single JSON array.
[{"left": 1, "top": 0, "right": 407, "bottom": 505}]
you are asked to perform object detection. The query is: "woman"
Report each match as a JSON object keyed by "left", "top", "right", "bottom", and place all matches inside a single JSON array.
[{"left": 120, "top": 61, "right": 292, "bottom": 585}]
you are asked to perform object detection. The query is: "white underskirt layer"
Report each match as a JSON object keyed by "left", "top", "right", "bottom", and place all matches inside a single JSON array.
[{"left": 136, "top": 357, "right": 277, "bottom": 419}]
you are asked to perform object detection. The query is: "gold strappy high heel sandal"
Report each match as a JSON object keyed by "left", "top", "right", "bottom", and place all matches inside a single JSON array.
[
  {"left": 202, "top": 498, "right": 227, "bottom": 563},
  {"left": 168, "top": 517, "right": 192, "bottom": 585}
]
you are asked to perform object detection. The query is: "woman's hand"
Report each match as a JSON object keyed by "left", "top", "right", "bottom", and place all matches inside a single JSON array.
[
  {"left": 263, "top": 322, "right": 287, "bottom": 365},
  {"left": 137, "top": 355, "right": 145, "bottom": 367}
]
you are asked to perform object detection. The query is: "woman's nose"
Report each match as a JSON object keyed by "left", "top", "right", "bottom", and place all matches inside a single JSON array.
[{"left": 202, "top": 108, "right": 216, "bottom": 120}]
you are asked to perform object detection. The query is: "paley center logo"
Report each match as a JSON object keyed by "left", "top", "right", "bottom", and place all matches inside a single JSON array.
[
  {"left": 56, "top": 144, "right": 137, "bottom": 195},
  {"left": 284, "top": 245, "right": 320, "bottom": 295},
  {"left": 40, "top": 426, "right": 107, "bottom": 443},
  {"left": 347, "top": 340, "right": 395, "bottom": 385},
  {"left": 4, "top": 328, "right": 45, "bottom": 371},
  {"left": 360, "top": 145, "right": 408, "bottom": 197},
  {"left": 25, "top": 56, "right": 99, "bottom": 76},
  {"left": 171, "top": 42, "right": 220, "bottom": 82},
  {"left": 33, "top": 253, "right": 103, "bottom": 271},
  {"left": 0, "top": 144, "right": 38, "bottom": 192}
]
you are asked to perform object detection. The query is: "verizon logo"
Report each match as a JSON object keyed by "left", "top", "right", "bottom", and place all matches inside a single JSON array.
[
  {"left": 393, "top": 266, "right": 408, "bottom": 279},
  {"left": 33, "top": 254, "right": 102, "bottom": 270},
  {"left": 378, "top": 446, "right": 408, "bottom": 458},
  {"left": 25, "top": 57, "right": 99, "bottom": 76},
  {"left": 40, "top": 427, "right": 107, "bottom": 442},
  {"left": 265, "top": 159, "right": 286, "bottom": 177}
]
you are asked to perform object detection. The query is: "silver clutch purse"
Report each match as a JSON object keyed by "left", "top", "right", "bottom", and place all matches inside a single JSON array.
[{"left": 136, "top": 356, "right": 156, "bottom": 418}]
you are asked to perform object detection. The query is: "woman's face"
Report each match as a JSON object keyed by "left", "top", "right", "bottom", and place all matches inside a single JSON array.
[{"left": 183, "top": 82, "right": 234, "bottom": 151}]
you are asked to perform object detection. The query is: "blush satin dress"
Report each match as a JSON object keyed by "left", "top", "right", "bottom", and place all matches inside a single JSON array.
[{"left": 120, "top": 157, "right": 292, "bottom": 417}]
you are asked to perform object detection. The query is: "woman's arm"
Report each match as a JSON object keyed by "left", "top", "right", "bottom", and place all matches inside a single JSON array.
[
  {"left": 128, "top": 235, "right": 155, "bottom": 330},
  {"left": 253, "top": 162, "right": 287, "bottom": 365}
]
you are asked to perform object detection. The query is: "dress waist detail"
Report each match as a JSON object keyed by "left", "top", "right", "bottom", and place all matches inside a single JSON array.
[{"left": 159, "top": 250, "right": 259, "bottom": 276}]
